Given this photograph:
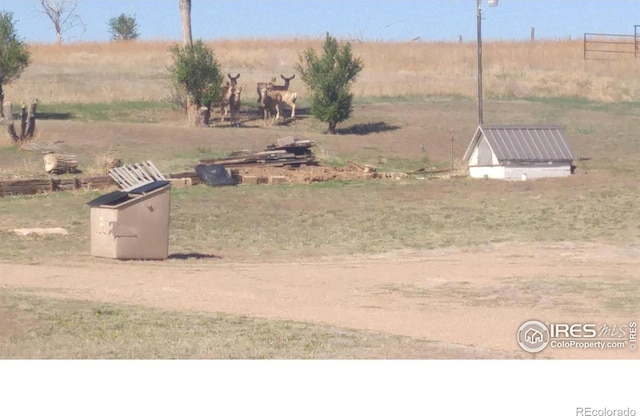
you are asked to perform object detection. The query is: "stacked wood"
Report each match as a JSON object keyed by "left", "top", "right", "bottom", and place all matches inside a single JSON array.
[
  {"left": 0, "top": 178, "right": 57, "bottom": 196},
  {"left": 0, "top": 170, "right": 202, "bottom": 197},
  {"left": 167, "top": 170, "right": 202, "bottom": 186},
  {"left": 44, "top": 153, "right": 79, "bottom": 174},
  {"left": 4, "top": 176, "right": 115, "bottom": 196},
  {"left": 200, "top": 137, "right": 318, "bottom": 168},
  {"left": 0, "top": 175, "right": 116, "bottom": 197}
]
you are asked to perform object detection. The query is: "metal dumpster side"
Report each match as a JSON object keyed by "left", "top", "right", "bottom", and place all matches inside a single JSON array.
[{"left": 88, "top": 182, "right": 171, "bottom": 260}]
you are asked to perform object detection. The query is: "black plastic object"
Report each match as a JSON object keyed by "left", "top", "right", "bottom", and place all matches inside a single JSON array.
[{"left": 195, "top": 164, "right": 238, "bottom": 186}]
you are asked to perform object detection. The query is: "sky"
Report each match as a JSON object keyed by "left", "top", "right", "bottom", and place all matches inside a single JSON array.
[{"left": 2, "top": 0, "right": 640, "bottom": 44}]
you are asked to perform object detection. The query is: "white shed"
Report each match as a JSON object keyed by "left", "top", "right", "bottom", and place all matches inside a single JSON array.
[{"left": 463, "top": 125, "right": 576, "bottom": 180}]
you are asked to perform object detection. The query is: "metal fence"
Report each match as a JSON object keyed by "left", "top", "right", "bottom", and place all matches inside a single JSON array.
[{"left": 583, "top": 25, "right": 640, "bottom": 60}]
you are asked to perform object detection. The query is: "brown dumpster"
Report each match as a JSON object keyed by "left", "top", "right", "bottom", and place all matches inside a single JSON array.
[{"left": 88, "top": 181, "right": 171, "bottom": 260}]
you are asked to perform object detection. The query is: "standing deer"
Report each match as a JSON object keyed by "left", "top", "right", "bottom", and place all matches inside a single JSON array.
[
  {"left": 270, "top": 74, "right": 295, "bottom": 91},
  {"left": 258, "top": 85, "right": 282, "bottom": 127},
  {"left": 271, "top": 74, "right": 297, "bottom": 120},
  {"left": 219, "top": 73, "right": 240, "bottom": 122},
  {"left": 256, "top": 77, "right": 276, "bottom": 103},
  {"left": 227, "top": 85, "right": 242, "bottom": 127},
  {"left": 256, "top": 74, "right": 297, "bottom": 122}
]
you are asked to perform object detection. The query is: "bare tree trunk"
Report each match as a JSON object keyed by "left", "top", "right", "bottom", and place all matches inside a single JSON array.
[
  {"left": 179, "top": 0, "right": 192, "bottom": 46},
  {"left": 26, "top": 99, "right": 37, "bottom": 138},
  {"left": 4, "top": 101, "right": 19, "bottom": 142},
  {"left": 179, "top": 0, "right": 197, "bottom": 126},
  {"left": 0, "top": 81, "right": 4, "bottom": 119},
  {"left": 196, "top": 106, "right": 210, "bottom": 127}
]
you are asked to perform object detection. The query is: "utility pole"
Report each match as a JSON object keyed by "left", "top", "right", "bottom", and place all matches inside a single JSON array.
[{"left": 477, "top": 0, "right": 499, "bottom": 126}]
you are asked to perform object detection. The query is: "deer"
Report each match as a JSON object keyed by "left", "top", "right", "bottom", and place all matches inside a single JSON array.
[
  {"left": 219, "top": 73, "right": 240, "bottom": 123},
  {"left": 270, "top": 74, "right": 295, "bottom": 91},
  {"left": 276, "top": 89, "right": 297, "bottom": 121},
  {"left": 256, "top": 74, "right": 297, "bottom": 121},
  {"left": 227, "top": 85, "right": 242, "bottom": 127},
  {"left": 258, "top": 85, "right": 282, "bottom": 127},
  {"left": 256, "top": 77, "right": 276, "bottom": 103}
]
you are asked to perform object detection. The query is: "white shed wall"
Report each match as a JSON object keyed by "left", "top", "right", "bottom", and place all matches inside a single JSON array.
[
  {"left": 469, "top": 164, "right": 572, "bottom": 180},
  {"left": 469, "top": 166, "right": 506, "bottom": 179},
  {"left": 503, "top": 164, "right": 572, "bottom": 180}
]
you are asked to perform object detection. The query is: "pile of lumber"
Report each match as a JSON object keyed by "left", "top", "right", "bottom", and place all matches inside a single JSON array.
[
  {"left": 0, "top": 175, "right": 116, "bottom": 197},
  {"left": 200, "top": 136, "right": 318, "bottom": 168},
  {"left": 0, "top": 171, "right": 203, "bottom": 197}
]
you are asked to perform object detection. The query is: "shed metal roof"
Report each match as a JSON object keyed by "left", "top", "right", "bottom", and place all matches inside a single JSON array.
[{"left": 463, "top": 125, "right": 576, "bottom": 163}]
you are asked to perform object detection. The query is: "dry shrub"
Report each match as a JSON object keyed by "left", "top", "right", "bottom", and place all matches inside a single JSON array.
[
  {"left": 5, "top": 38, "right": 640, "bottom": 103},
  {"left": 86, "top": 149, "right": 123, "bottom": 175}
]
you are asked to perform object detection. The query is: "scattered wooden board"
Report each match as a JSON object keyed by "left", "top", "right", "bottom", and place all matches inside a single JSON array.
[{"left": 14, "top": 227, "right": 69, "bottom": 237}]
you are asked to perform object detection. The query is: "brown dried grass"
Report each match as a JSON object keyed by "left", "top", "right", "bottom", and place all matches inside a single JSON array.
[{"left": 6, "top": 38, "right": 640, "bottom": 103}]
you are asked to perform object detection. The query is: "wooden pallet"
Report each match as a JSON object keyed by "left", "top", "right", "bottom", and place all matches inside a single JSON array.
[{"left": 109, "top": 161, "right": 166, "bottom": 191}]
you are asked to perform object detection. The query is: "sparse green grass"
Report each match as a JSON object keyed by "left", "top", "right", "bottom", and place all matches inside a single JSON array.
[
  {"left": 38, "top": 101, "right": 176, "bottom": 123},
  {"left": 0, "top": 288, "right": 484, "bottom": 359},
  {"left": 2, "top": 175, "right": 639, "bottom": 263}
]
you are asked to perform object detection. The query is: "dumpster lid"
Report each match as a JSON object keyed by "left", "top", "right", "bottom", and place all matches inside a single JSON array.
[
  {"left": 87, "top": 190, "right": 130, "bottom": 207},
  {"left": 86, "top": 181, "right": 170, "bottom": 207},
  {"left": 130, "top": 180, "right": 171, "bottom": 194}
]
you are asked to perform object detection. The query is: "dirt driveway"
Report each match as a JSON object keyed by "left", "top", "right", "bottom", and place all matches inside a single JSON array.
[{"left": 1, "top": 241, "right": 637, "bottom": 359}]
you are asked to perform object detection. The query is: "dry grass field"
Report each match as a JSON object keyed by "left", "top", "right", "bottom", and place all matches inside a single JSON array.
[
  {"left": 7, "top": 38, "right": 640, "bottom": 102},
  {"left": 1, "top": 39, "right": 639, "bottom": 359}
]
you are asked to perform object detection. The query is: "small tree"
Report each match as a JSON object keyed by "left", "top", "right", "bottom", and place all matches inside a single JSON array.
[
  {"left": 108, "top": 13, "right": 139, "bottom": 41},
  {"left": 296, "top": 33, "right": 363, "bottom": 134},
  {"left": 0, "top": 11, "right": 31, "bottom": 120},
  {"left": 167, "top": 40, "right": 223, "bottom": 126}
]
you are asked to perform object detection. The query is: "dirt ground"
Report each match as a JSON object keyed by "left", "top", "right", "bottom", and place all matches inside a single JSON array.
[
  {"left": 1, "top": 241, "right": 638, "bottom": 359},
  {"left": 1, "top": 102, "right": 638, "bottom": 359}
]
